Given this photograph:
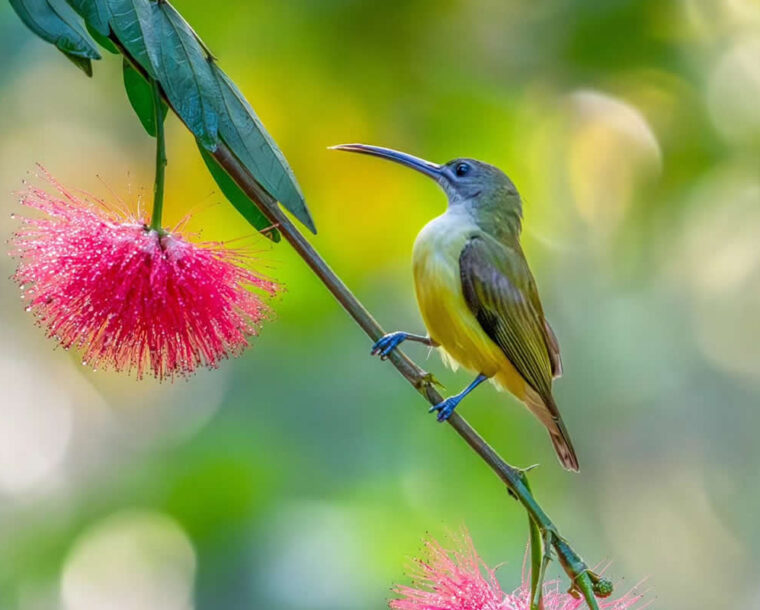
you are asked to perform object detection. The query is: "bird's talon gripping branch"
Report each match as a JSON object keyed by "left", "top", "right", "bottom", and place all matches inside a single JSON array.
[
  {"left": 428, "top": 373, "right": 489, "bottom": 422},
  {"left": 429, "top": 396, "right": 461, "bottom": 422},
  {"left": 371, "top": 331, "right": 435, "bottom": 360},
  {"left": 371, "top": 331, "right": 408, "bottom": 359}
]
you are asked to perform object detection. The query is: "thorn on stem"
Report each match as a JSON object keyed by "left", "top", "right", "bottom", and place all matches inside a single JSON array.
[{"left": 415, "top": 371, "right": 443, "bottom": 392}]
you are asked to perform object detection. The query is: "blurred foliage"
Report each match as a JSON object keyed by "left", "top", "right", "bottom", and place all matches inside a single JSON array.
[{"left": 1, "top": 1, "right": 759, "bottom": 609}]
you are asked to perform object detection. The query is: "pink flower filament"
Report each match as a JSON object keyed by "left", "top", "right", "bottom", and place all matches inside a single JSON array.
[{"left": 10, "top": 174, "right": 280, "bottom": 380}]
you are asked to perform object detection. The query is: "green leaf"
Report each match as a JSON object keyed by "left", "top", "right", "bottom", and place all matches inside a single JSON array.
[
  {"left": 85, "top": 21, "right": 118, "bottom": 54},
  {"left": 10, "top": 0, "right": 100, "bottom": 75},
  {"left": 198, "top": 144, "right": 281, "bottom": 243},
  {"left": 67, "top": 0, "right": 158, "bottom": 77},
  {"left": 152, "top": 1, "right": 219, "bottom": 149},
  {"left": 212, "top": 66, "right": 316, "bottom": 234},
  {"left": 65, "top": 0, "right": 316, "bottom": 233},
  {"left": 64, "top": 0, "right": 110, "bottom": 35},
  {"left": 123, "top": 59, "right": 167, "bottom": 137},
  {"left": 63, "top": 51, "right": 93, "bottom": 75}
]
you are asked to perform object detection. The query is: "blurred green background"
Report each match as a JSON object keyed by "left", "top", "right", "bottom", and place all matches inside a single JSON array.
[{"left": 1, "top": 1, "right": 760, "bottom": 609}]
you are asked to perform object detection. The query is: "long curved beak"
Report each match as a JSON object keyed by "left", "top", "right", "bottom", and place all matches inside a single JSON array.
[{"left": 330, "top": 144, "right": 443, "bottom": 180}]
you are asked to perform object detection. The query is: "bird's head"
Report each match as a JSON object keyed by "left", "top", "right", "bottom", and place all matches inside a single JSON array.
[
  {"left": 331, "top": 144, "right": 521, "bottom": 225},
  {"left": 437, "top": 157, "right": 516, "bottom": 203}
]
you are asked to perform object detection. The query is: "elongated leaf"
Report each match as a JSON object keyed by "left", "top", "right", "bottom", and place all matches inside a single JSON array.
[
  {"left": 68, "top": 54, "right": 94, "bottom": 74},
  {"left": 64, "top": 0, "right": 110, "bottom": 35},
  {"left": 85, "top": 21, "right": 118, "bottom": 54},
  {"left": 212, "top": 66, "right": 315, "bottom": 234},
  {"left": 10, "top": 0, "right": 100, "bottom": 75},
  {"left": 123, "top": 59, "right": 167, "bottom": 137},
  {"left": 67, "top": 0, "right": 158, "bottom": 77},
  {"left": 152, "top": 1, "right": 219, "bottom": 149},
  {"left": 198, "top": 144, "right": 280, "bottom": 242},
  {"left": 18, "top": 0, "right": 317, "bottom": 234}
]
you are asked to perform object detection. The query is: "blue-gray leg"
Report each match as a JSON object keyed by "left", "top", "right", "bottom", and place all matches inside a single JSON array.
[
  {"left": 371, "top": 331, "right": 434, "bottom": 360},
  {"left": 429, "top": 373, "right": 488, "bottom": 422}
]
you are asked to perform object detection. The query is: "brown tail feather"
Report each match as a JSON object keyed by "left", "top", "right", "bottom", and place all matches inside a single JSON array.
[
  {"left": 549, "top": 422, "right": 579, "bottom": 472},
  {"left": 522, "top": 387, "right": 580, "bottom": 471}
]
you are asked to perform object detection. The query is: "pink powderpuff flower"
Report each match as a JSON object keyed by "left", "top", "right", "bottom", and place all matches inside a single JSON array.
[
  {"left": 9, "top": 171, "right": 280, "bottom": 380},
  {"left": 390, "top": 532, "right": 647, "bottom": 610},
  {"left": 391, "top": 533, "right": 507, "bottom": 610}
]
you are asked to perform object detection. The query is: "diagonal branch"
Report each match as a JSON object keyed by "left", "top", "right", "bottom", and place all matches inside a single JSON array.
[
  {"left": 109, "top": 28, "right": 608, "bottom": 610},
  {"left": 211, "top": 143, "right": 608, "bottom": 609}
]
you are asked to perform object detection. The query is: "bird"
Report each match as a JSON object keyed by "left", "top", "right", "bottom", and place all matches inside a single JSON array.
[{"left": 331, "top": 144, "right": 579, "bottom": 471}]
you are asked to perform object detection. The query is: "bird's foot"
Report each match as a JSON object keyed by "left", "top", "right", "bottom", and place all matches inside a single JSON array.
[
  {"left": 371, "top": 332, "right": 408, "bottom": 360},
  {"left": 428, "top": 395, "right": 462, "bottom": 422}
]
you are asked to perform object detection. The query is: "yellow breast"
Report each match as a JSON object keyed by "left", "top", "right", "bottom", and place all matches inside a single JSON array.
[{"left": 412, "top": 212, "right": 526, "bottom": 398}]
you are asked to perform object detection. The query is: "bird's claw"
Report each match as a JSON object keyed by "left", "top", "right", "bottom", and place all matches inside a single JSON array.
[
  {"left": 371, "top": 332, "right": 407, "bottom": 360},
  {"left": 428, "top": 396, "right": 461, "bottom": 422}
]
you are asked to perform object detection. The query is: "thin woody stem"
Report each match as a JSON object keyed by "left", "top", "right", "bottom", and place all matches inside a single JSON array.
[
  {"left": 104, "top": 28, "right": 605, "bottom": 610},
  {"left": 211, "top": 143, "right": 603, "bottom": 609},
  {"left": 149, "top": 77, "right": 167, "bottom": 231}
]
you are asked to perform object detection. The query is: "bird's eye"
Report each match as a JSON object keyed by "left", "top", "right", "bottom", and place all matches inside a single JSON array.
[{"left": 455, "top": 162, "right": 470, "bottom": 177}]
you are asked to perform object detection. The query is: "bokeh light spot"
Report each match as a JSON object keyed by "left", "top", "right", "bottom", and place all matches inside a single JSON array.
[
  {"left": 0, "top": 354, "right": 72, "bottom": 496},
  {"left": 260, "top": 503, "right": 369, "bottom": 609},
  {"left": 707, "top": 38, "right": 760, "bottom": 143},
  {"left": 60, "top": 511, "right": 196, "bottom": 610},
  {"left": 566, "top": 90, "right": 662, "bottom": 232}
]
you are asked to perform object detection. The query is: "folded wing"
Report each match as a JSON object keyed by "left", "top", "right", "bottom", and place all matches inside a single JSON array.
[{"left": 459, "top": 234, "right": 578, "bottom": 470}]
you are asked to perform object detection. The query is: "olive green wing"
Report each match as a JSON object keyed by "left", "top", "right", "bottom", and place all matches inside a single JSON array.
[
  {"left": 543, "top": 318, "right": 562, "bottom": 379},
  {"left": 460, "top": 234, "right": 578, "bottom": 471},
  {"left": 459, "top": 234, "right": 557, "bottom": 400}
]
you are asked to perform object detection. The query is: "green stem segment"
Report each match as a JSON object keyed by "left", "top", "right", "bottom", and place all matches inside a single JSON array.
[
  {"left": 529, "top": 525, "right": 544, "bottom": 610},
  {"left": 521, "top": 472, "right": 545, "bottom": 610},
  {"left": 149, "top": 77, "right": 166, "bottom": 231}
]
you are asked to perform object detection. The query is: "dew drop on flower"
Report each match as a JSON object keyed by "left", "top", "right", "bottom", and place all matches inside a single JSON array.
[{"left": 9, "top": 170, "right": 281, "bottom": 380}]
